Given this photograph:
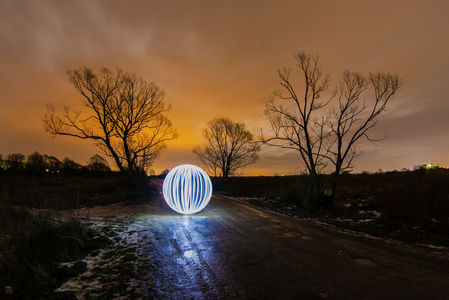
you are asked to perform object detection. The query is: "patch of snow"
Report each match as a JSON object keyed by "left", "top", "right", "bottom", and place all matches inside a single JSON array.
[
  {"left": 415, "top": 243, "right": 449, "bottom": 250},
  {"left": 55, "top": 249, "right": 106, "bottom": 293},
  {"left": 358, "top": 219, "right": 374, "bottom": 223},
  {"left": 55, "top": 216, "right": 141, "bottom": 297},
  {"left": 358, "top": 210, "right": 381, "bottom": 218},
  {"left": 229, "top": 196, "right": 259, "bottom": 202},
  {"left": 334, "top": 217, "right": 354, "bottom": 222}
]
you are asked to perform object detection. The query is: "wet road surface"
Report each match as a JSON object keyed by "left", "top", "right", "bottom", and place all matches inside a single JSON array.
[{"left": 80, "top": 193, "right": 449, "bottom": 299}]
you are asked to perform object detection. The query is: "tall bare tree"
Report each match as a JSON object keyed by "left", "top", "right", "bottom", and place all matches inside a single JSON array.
[
  {"left": 43, "top": 67, "right": 177, "bottom": 174},
  {"left": 261, "top": 52, "right": 402, "bottom": 207},
  {"left": 193, "top": 118, "right": 260, "bottom": 187},
  {"left": 262, "top": 52, "right": 332, "bottom": 202}
]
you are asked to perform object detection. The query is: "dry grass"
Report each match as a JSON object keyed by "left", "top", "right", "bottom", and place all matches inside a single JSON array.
[
  {"left": 226, "top": 169, "right": 449, "bottom": 226},
  {"left": 0, "top": 173, "right": 153, "bottom": 299},
  {"left": 224, "top": 170, "right": 449, "bottom": 246},
  {"left": 334, "top": 170, "right": 449, "bottom": 225},
  {"left": 0, "top": 204, "right": 93, "bottom": 299}
]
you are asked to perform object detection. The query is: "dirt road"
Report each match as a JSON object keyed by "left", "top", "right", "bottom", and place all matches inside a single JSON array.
[{"left": 70, "top": 193, "right": 449, "bottom": 299}]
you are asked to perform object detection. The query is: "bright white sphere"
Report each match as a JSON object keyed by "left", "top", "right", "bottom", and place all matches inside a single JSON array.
[{"left": 162, "top": 164, "right": 212, "bottom": 214}]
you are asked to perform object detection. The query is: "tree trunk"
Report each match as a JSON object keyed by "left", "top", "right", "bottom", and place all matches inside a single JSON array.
[
  {"left": 307, "top": 171, "right": 321, "bottom": 208},
  {"left": 322, "top": 168, "right": 341, "bottom": 209},
  {"left": 104, "top": 137, "right": 126, "bottom": 173}
]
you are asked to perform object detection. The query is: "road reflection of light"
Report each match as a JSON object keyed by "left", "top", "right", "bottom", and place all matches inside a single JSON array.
[
  {"left": 147, "top": 214, "right": 209, "bottom": 221},
  {"left": 180, "top": 214, "right": 207, "bottom": 226},
  {"left": 131, "top": 204, "right": 247, "bottom": 299},
  {"left": 184, "top": 250, "right": 195, "bottom": 258}
]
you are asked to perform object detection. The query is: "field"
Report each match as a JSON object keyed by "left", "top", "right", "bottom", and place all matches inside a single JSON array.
[{"left": 225, "top": 169, "right": 449, "bottom": 246}]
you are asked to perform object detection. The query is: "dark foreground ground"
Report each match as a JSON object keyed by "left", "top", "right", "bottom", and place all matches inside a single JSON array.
[{"left": 54, "top": 192, "right": 449, "bottom": 299}]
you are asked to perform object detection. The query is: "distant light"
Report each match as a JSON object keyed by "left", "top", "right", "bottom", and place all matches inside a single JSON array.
[
  {"left": 162, "top": 164, "right": 212, "bottom": 214},
  {"left": 425, "top": 163, "right": 435, "bottom": 169}
]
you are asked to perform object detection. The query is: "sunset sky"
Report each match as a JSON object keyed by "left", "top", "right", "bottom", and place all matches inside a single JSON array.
[{"left": 1, "top": 0, "right": 448, "bottom": 175}]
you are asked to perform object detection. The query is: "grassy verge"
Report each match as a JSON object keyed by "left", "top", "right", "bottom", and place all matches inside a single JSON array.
[
  {"left": 0, "top": 205, "right": 148, "bottom": 299},
  {"left": 0, "top": 204, "right": 95, "bottom": 299},
  {"left": 54, "top": 216, "right": 151, "bottom": 299},
  {"left": 0, "top": 174, "right": 156, "bottom": 299}
]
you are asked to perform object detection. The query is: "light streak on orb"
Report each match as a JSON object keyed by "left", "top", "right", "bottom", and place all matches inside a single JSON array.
[{"left": 162, "top": 164, "right": 212, "bottom": 214}]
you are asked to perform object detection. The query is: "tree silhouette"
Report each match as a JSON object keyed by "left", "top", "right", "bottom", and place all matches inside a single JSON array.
[
  {"left": 43, "top": 155, "right": 61, "bottom": 173},
  {"left": 194, "top": 118, "right": 260, "bottom": 188},
  {"left": 262, "top": 51, "right": 402, "bottom": 207},
  {"left": 325, "top": 70, "right": 402, "bottom": 204},
  {"left": 43, "top": 67, "right": 177, "bottom": 175},
  {"left": 5, "top": 153, "right": 25, "bottom": 171},
  {"left": 87, "top": 154, "right": 111, "bottom": 172},
  {"left": 62, "top": 157, "right": 82, "bottom": 172},
  {"left": 26, "top": 151, "right": 46, "bottom": 173},
  {"left": 159, "top": 168, "right": 170, "bottom": 177}
]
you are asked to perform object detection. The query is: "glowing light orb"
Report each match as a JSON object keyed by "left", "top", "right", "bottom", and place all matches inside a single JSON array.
[{"left": 162, "top": 164, "right": 212, "bottom": 214}]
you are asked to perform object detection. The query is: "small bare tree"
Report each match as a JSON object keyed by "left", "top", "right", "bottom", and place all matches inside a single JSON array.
[
  {"left": 262, "top": 52, "right": 402, "bottom": 207},
  {"left": 193, "top": 118, "right": 260, "bottom": 187},
  {"left": 43, "top": 67, "right": 178, "bottom": 175}
]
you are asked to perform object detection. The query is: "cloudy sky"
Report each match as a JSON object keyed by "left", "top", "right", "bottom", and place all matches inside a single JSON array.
[{"left": 1, "top": 0, "right": 448, "bottom": 175}]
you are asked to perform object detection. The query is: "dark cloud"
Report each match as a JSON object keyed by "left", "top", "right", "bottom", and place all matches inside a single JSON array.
[{"left": 1, "top": 0, "right": 449, "bottom": 174}]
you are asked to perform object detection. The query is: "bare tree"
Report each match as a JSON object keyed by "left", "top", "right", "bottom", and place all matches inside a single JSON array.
[
  {"left": 261, "top": 52, "right": 332, "bottom": 202},
  {"left": 193, "top": 118, "right": 260, "bottom": 187},
  {"left": 261, "top": 51, "right": 402, "bottom": 207},
  {"left": 326, "top": 71, "right": 402, "bottom": 202},
  {"left": 43, "top": 67, "right": 178, "bottom": 175}
]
